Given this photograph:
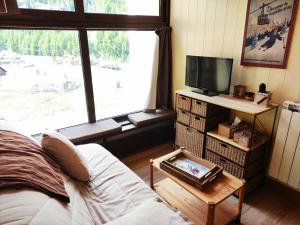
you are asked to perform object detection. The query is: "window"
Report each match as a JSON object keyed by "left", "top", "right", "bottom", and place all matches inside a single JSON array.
[
  {"left": 84, "top": 0, "right": 160, "bottom": 16},
  {"left": 0, "top": 0, "right": 169, "bottom": 134},
  {"left": 0, "top": 30, "right": 87, "bottom": 134},
  {"left": 88, "top": 31, "right": 157, "bottom": 120},
  {"left": 16, "top": 0, "right": 75, "bottom": 11}
]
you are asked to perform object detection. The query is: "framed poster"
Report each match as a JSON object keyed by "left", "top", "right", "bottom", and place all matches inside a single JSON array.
[{"left": 241, "top": 0, "right": 299, "bottom": 68}]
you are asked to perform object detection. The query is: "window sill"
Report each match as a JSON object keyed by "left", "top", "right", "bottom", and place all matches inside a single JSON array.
[
  {"left": 58, "top": 118, "right": 122, "bottom": 144},
  {"left": 33, "top": 109, "right": 175, "bottom": 145}
]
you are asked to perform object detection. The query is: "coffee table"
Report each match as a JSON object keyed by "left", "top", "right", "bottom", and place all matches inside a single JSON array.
[{"left": 150, "top": 149, "right": 246, "bottom": 225}]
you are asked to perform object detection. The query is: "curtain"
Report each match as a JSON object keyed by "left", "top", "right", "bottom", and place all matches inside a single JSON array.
[
  {"left": 155, "top": 27, "right": 173, "bottom": 110},
  {"left": 143, "top": 34, "right": 159, "bottom": 113},
  {"left": 0, "top": 0, "right": 19, "bottom": 14},
  {"left": 0, "top": 0, "right": 6, "bottom": 13}
]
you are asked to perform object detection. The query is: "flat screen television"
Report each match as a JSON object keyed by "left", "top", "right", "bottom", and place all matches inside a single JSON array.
[{"left": 185, "top": 55, "right": 233, "bottom": 96}]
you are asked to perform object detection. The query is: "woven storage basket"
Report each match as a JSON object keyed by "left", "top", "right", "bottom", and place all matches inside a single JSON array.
[
  {"left": 175, "top": 122, "right": 204, "bottom": 158},
  {"left": 177, "top": 95, "right": 191, "bottom": 111},
  {"left": 190, "top": 113, "right": 228, "bottom": 133},
  {"left": 205, "top": 150, "right": 244, "bottom": 179},
  {"left": 177, "top": 110, "right": 190, "bottom": 125},
  {"left": 191, "top": 99, "right": 207, "bottom": 117},
  {"left": 190, "top": 114, "right": 206, "bottom": 132},
  {"left": 206, "top": 136, "right": 246, "bottom": 166},
  {"left": 191, "top": 99, "right": 229, "bottom": 117}
]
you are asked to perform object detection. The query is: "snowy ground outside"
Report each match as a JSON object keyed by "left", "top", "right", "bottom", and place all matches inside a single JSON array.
[{"left": 0, "top": 54, "right": 150, "bottom": 134}]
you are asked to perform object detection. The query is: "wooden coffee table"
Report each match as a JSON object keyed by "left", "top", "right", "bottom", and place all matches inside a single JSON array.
[{"left": 150, "top": 150, "right": 246, "bottom": 225}]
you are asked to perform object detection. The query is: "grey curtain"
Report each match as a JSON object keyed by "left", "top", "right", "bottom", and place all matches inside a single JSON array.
[{"left": 155, "top": 27, "right": 172, "bottom": 109}]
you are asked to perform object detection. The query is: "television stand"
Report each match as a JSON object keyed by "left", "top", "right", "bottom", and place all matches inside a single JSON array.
[
  {"left": 174, "top": 89, "right": 279, "bottom": 197},
  {"left": 191, "top": 89, "right": 218, "bottom": 97}
]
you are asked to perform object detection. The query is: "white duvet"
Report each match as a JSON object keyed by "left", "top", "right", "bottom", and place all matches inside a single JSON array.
[{"left": 0, "top": 144, "right": 191, "bottom": 225}]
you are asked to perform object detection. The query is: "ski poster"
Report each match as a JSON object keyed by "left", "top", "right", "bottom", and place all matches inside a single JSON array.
[{"left": 241, "top": 0, "right": 299, "bottom": 68}]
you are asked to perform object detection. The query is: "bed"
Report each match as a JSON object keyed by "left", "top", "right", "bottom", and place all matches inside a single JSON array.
[{"left": 0, "top": 141, "right": 192, "bottom": 225}]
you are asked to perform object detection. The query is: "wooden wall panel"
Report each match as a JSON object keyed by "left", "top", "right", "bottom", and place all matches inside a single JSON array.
[
  {"left": 186, "top": 0, "right": 198, "bottom": 55},
  {"left": 211, "top": 0, "right": 228, "bottom": 56},
  {"left": 171, "top": 1, "right": 300, "bottom": 105},
  {"left": 222, "top": 0, "right": 239, "bottom": 58},
  {"left": 230, "top": 0, "right": 246, "bottom": 89},
  {"left": 267, "top": 69, "right": 286, "bottom": 103},
  {"left": 202, "top": 0, "right": 217, "bottom": 57},
  {"left": 195, "top": 0, "right": 207, "bottom": 56}
]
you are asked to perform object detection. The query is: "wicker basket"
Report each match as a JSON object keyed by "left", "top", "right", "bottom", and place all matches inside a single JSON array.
[
  {"left": 190, "top": 114, "right": 206, "bottom": 132},
  {"left": 175, "top": 122, "right": 204, "bottom": 158},
  {"left": 177, "top": 95, "right": 191, "bottom": 111},
  {"left": 177, "top": 110, "right": 190, "bottom": 125},
  {"left": 205, "top": 149, "right": 264, "bottom": 179},
  {"left": 191, "top": 99, "right": 229, "bottom": 117},
  {"left": 191, "top": 99, "right": 207, "bottom": 117},
  {"left": 190, "top": 113, "right": 228, "bottom": 133},
  {"left": 206, "top": 136, "right": 246, "bottom": 166},
  {"left": 205, "top": 150, "right": 244, "bottom": 179}
]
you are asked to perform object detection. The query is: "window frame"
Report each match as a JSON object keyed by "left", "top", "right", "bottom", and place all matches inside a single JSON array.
[
  {"left": 0, "top": 0, "right": 170, "bottom": 126},
  {"left": 0, "top": 0, "right": 170, "bottom": 29}
]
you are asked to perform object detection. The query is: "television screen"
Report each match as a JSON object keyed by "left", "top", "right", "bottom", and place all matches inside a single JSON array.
[{"left": 185, "top": 56, "right": 233, "bottom": 95}]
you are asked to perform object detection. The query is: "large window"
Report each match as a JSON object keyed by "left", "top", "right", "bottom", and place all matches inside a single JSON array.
[
  {"left": 84, "top": 0, "right": 159, "bottom": 16},
  {"left": 16, "top": 0, "right": 75, "bottom": 11},
  {"left": 0, "top": 30, "right": 87, "bottom": 134},
  {"left": 88, "top": 31, "right": 157, "bottom": 120},
  {"left": 0, "top": 0, "right": 168, "bottom": 134}
]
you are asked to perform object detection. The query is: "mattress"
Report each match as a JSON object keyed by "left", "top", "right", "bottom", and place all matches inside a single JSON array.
[{"left": 0, "top": 143, "right": 188, "bottom": 225}]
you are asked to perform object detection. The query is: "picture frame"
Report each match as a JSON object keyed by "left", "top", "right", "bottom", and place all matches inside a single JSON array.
[{"left": 241, "top": 0, "right": 299, "bottom": 68}]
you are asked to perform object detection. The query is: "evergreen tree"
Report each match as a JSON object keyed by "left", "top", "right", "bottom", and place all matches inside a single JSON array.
[{"left": 1, "top": 1, "right": 130, "bottom": 62}]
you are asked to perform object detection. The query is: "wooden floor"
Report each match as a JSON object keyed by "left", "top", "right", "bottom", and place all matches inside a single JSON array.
[{"left": 121, "top": 141, "right": 300, "bottom": 225}]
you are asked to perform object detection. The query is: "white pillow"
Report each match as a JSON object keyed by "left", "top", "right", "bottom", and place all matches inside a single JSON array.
[
  {"left": 0, "top": 119, "right": 40, "bottom": 146},
  {"left": 41, "top": 130, "right": 90, "bottom": 182},
  {"left": 105, "top": 199, "right": 191, "bottom": 225}
]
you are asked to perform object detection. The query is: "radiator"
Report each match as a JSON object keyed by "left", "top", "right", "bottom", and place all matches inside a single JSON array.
[{"left": 268, "top": 102, "right": 300, "bottom": 191}]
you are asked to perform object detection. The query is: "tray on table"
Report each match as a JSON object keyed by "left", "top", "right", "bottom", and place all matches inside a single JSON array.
[{"left": 160, "top": 149, "right": 223, "bottom": 190}]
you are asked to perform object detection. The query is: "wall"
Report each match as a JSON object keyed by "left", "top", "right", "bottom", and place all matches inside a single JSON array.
[{"left": 171, "top": 0, "right": 300, "bottom": 105}]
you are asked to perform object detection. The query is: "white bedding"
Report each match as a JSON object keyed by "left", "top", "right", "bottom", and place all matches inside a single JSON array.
[{"left": 0, "top": 144, "right": 191, "bottom": 225}]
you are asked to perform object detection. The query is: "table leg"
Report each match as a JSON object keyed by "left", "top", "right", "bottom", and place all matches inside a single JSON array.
[
  {"left": 237, "top": 180, "right": 246, "bottom": 223},
  {"left": 206, "top": 202, "right": 215, "bottom": 225},
  {"left": 150, "top": 159, "right": 154, "bottom": 190}
]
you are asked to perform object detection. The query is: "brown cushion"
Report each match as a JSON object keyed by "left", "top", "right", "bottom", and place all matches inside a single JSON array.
[
  {"left": 128, "top": 109, "right": 176, "bottom": 126},
  {"left": 41, "top": 130, "right": 90, "bottom": 182},
  {"left": 0, "top": 130, "right": 70, "bottom": 203}
]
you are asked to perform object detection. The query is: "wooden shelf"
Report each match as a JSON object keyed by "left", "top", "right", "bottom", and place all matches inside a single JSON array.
[
  {"left": 155, "top": 178, "right": 239, "bottom": 225},
  {"left": 176, "top": 90, "right": 278, "bottom": 115},
  {"left": 207, "top": 130, "right": 270, "bottom": 151}
]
